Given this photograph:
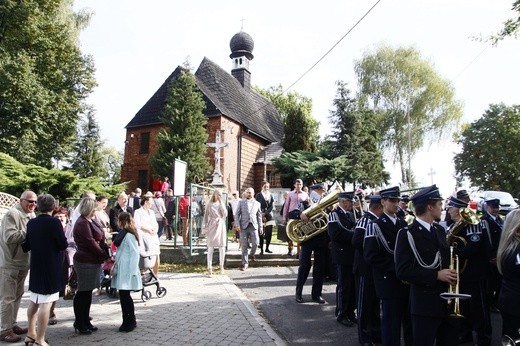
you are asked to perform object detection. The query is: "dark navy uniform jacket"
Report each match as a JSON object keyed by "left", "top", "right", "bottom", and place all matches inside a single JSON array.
[
  {"left": 395, "top": 220, "right": 450, "bottom": 317},
  {"left": 450, "top": 222, "right": 491, "bottom": 282},
  {"left": 328, "top": 206, "right": 356, "bottom": 266},
  {"left": 364, "top": 213, "right": 408, "bottom": 299},
  {"left": 497, "top": 243, "right": 520, "bottom": 316},
  {"left": 480, "top": 212, "right": 503, "bottom": 258},
  {"left": 352, "top": 211, "right": 378, "bottom": 277}
]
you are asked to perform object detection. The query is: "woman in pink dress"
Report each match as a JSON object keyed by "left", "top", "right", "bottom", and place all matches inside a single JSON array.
[{"left": 203, "top": 190, "right": 228, "bottom": 275}]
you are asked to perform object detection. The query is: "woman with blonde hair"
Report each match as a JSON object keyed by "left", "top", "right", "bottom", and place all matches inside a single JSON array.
[
  {"left": 202, "top": 190, "right": 228, "bottom": 275},
  {"left": 497, "top": 209, "right": 520, "bottom": 341}
]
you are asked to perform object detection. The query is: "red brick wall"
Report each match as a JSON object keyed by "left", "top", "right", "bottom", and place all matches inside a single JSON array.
[{"left": 121, "top": 124, "right": 165, "bottom": 192}]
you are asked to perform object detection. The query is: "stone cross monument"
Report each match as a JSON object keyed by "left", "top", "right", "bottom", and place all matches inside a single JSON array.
[{"left": 206, "top": 130, "right": 228, "bottom": 186}]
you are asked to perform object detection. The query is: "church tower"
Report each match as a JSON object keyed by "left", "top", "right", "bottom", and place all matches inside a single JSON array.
[{"left": 229, "top": 31, "right": 254, "bottom": 91}]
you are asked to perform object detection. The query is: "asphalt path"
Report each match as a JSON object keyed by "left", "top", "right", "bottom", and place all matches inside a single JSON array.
[{"left": 228, "top": 265, "right": 503, "bottom": 345}]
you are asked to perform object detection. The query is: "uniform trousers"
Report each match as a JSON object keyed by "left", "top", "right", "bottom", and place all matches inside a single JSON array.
[
  {"left": 411, "top": 314, "right": 458, "bottom": 346},
  {"left": 486, "top": 264, "right": 501, "bottom": 307},
  {"left": 0, "top": 268, "right": 28, "bottom": 333},
  {"left": 355, "top": 274, "right": 381, "bottom": 343},
  {"left": 335, "top": 264, "right": 356, "bottom": 322},
  {"left": 460, "top": 280, "right": 491, "bottom": 345},
  {"left": 295, "top": 236, "right": 327, "bottom": 298},
  {"left": 501, "top": 311, "right": 520, "bottom": 341},
  {"left": 381, "top": 297, "right": 412, "bottom": 346}
]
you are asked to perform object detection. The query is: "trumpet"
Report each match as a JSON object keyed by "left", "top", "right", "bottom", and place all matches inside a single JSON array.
[{"left": 440, "top": 246, "right": 471, "bottom": 317}]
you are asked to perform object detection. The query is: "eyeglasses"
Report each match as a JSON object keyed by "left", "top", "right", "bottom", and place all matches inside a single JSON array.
[{"left": 23, "top": 199, "right": 37, "bottom": 204}]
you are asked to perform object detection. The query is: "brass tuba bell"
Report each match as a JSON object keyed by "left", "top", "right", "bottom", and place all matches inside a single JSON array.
[{"left": 286, "top": 185, "right": 343, "bottom": 243}]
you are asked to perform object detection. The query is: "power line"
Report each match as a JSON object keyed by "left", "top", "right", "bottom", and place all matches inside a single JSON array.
[
  {"left": 283, "top": 0, "right": 382, "bottom": 94},
  {"left": 452, "top": 44, "right": 490, "bottom": 81}
]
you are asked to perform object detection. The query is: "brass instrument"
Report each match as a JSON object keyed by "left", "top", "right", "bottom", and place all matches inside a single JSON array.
[
  {"left": 286, "top": 186, "right": 343, "bottom": 243},
  {"left": 502, "top": 333, "right": 520, "bottom": 346},
  {"left": 440, "top": 246, "right": 471, "bottom": 317},
  {"left": 447, "top": 207, "right": 479, "bottom": 272}
]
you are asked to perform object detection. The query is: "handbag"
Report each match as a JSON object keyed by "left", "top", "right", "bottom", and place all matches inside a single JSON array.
[{"left": 63, "top": 267, "right": 77, "bottom": 300}]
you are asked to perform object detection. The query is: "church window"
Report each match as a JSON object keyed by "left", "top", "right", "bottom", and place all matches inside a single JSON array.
[
  {"left": 138, "top": 170, "right": 148, "bottom": 190},
  {"left": 139, "top": 132, "right": 150, "bottom": 154}
]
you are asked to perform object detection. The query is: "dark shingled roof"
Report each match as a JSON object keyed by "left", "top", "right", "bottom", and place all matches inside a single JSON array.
[
  {"left": 255, "top": 142, "right": 284, "bottom": 164},
  {"left": 125, "top": 57, "right": 284, "bottom": 143}
]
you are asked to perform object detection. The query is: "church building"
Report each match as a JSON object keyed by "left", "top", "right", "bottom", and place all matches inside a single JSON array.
[{"left": 121, "top": 31, "right": 284, "bottom": 194}]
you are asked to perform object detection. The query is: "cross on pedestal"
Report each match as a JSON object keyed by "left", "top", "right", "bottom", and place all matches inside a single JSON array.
[{"left": 206, "top": 130, "right": 228, "bottom": 185}]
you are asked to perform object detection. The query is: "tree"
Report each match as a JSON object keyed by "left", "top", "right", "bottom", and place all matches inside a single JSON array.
[
  {"left": 0, "top": 153, "right": 126, "bottom": 202},
  {"left": 0, "top": 0, "right": 96, "bottom": 167},
  {"left": 327, "top": 81, "right": 386, "bottom": 186},
  {"left": 355, "top": 45, "right": 463, "bottom": 185},
  {"left": 486, "top": 1, "right": 520, "bottom": 44},
  {"left": 100, "top": 147, "right": 123, "bottom": 185},
  {"left": 255, "top": 85, "right": 319, "bottom": 152},
  {"left": 70, "top": 108, "right": 105, "bottom": 178},
  {"left": 149, "top": 69, "right": 210, "bottom": 182},
  {"left": 454, "top": 104, "right": 520, "bottom": 194}
]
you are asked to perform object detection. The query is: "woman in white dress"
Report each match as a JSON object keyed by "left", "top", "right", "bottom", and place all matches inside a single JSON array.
[
  {"left": 203, "top": 190, "right": 228, "bottom": 275},
  {"left": 133, "top": 196, "right": 160, "bottom": 274}
]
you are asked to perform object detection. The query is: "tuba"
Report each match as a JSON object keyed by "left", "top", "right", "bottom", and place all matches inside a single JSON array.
[
  {"left": 286, "top": 186, "right": 343, "bottom": 243},
  {"left": 447, "top": 207, "right": 479, "bottom": 273}
]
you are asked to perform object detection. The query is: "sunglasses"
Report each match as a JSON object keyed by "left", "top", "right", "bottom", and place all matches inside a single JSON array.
[{"left": 23, "top": 199, "right": 37, "bottom": 204}]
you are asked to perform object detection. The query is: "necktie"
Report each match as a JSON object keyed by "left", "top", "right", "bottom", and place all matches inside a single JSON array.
[{"left": 496, "top": 216, "right": 503, "bottom": 228}]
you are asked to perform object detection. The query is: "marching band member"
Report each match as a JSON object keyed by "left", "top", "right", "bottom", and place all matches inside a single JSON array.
[
  {"left": 352, "top": 195, "right": 383, "bottom": 345},
  {"left": 290, "top": 180, "right": 327, "bottom": 304},
  {"left": 480, "top": 198, "right": 504, "bottom": 313},
  {"left": 328, "top": 192, "right": 357, "bottom": 326},
  {"left": 394, "top": 185, "right": 456, "bottom": 346},
  {"left": 446, "top": 197, "right": 491, "bottom": 345},
  {"left": 364, "top": 186, "right": 411, "bottom": 346}
]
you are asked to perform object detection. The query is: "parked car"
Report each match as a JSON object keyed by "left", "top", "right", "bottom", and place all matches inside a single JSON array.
[{"left": 476, "top": 191, "right": 519, "bottom": 215}]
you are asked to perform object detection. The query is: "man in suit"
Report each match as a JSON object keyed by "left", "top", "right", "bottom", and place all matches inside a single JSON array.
[
  {"left": 235, "top": 187, "right": 262, "bottom": 271},
  {"left": 364, "top": 186, "right": 412, "bottom": 346},
  {"left": 328, "top": 192, "right": 357, "bottom": 325},
  {"left": 255, "top": 181, "right": 275, "bottom": 255},
  {"left": 109, "top": 192, "right": 134, "bottom": 233},
  {"left": 352, "top": 195, "right": 383, "bottom": 345},
  {"left": 480, "top": 198, "right": 503, "bottom": 312},
  {"left": 395, "top": 185, "right": 457, "bottom": 346}
]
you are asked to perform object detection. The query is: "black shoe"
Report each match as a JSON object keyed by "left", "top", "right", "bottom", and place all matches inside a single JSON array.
[
  {"left": 87, "top": 323, "right": 98, "bottom": 332},
  {"left": 287, "top": 250, "right": 293, "bottom": 257},
  {"left": 312, "top": 296, "right": 326, "bottom": 304},
  {"left": 347, "top": 315, "right": 357, "bottom": 324},
  {"left": 119, "top": 322, "right": 137, "bottom": 332},
  {"left": 295, "top": 295, "right": 303, "bottom": 303},
  {"left": 260, "top": 251, "right": 264, "bottom": 255},
  {"left": 337, "top": 318, "right": 354, "bottom": 327},
  {"left": 265, "top": 249, "right": 272, "bottom": 253},
  {"left": 73, "top": 323, "right": 92, "bottom": 335}
]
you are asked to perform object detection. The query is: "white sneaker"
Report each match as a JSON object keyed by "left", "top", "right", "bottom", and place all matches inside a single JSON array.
[{"left": 241, "top": 264, "right": 248, "bottom": 271}]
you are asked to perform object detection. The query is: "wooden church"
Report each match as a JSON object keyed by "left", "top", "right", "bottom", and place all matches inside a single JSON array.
[{"left": 120, "top": 31, "right": 284, "bottom": 194}]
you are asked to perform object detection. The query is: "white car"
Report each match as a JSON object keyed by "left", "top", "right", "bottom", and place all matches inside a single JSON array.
[{"left": 476, "top": 191, "right": 519, "bottom": 215}]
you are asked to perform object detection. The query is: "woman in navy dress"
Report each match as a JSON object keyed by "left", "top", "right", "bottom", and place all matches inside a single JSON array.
[{"left": 24, "top": 194, "right": 68, "bottom": 346}]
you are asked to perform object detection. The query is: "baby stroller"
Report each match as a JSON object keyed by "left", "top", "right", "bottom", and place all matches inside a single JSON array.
[
  {"left": 139, "top": 255, "right": 167, "bottom": 301},
  {"left": 101, "top": 257, "right": 118, "bottom": 298}
]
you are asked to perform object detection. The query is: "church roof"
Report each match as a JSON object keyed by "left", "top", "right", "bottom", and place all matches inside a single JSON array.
[
  {"left": 125, "top": 57, "right": 284, "bottom": 143},
  {"left": 254, "top": 142, "right": 284, "bottom": 164}
]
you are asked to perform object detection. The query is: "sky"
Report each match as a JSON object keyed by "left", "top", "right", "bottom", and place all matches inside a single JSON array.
[{"left": 73, "top": 0, "right": 519, "bottom": 197}]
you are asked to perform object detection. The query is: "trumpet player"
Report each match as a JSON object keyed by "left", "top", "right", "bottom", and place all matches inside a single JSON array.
[
  {"left": 446, "top": 197, "right": 492, "bottom": 345},
  {"left": 395, "top": 185, "right": 456, "bottom": 346},
  {"left": 364, "top": 186, "right": 412, "bottom": 346}
]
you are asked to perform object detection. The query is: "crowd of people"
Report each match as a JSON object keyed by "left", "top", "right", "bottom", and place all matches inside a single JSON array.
[
  {"left": 1, "top": 181, "right": 519, "bottom": 345},
  {"left": 279, "top": 180, "right": 519, "bottom": 346},
  {"left": 0, "top": 188, "right": 171, "bottom": 344}
]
